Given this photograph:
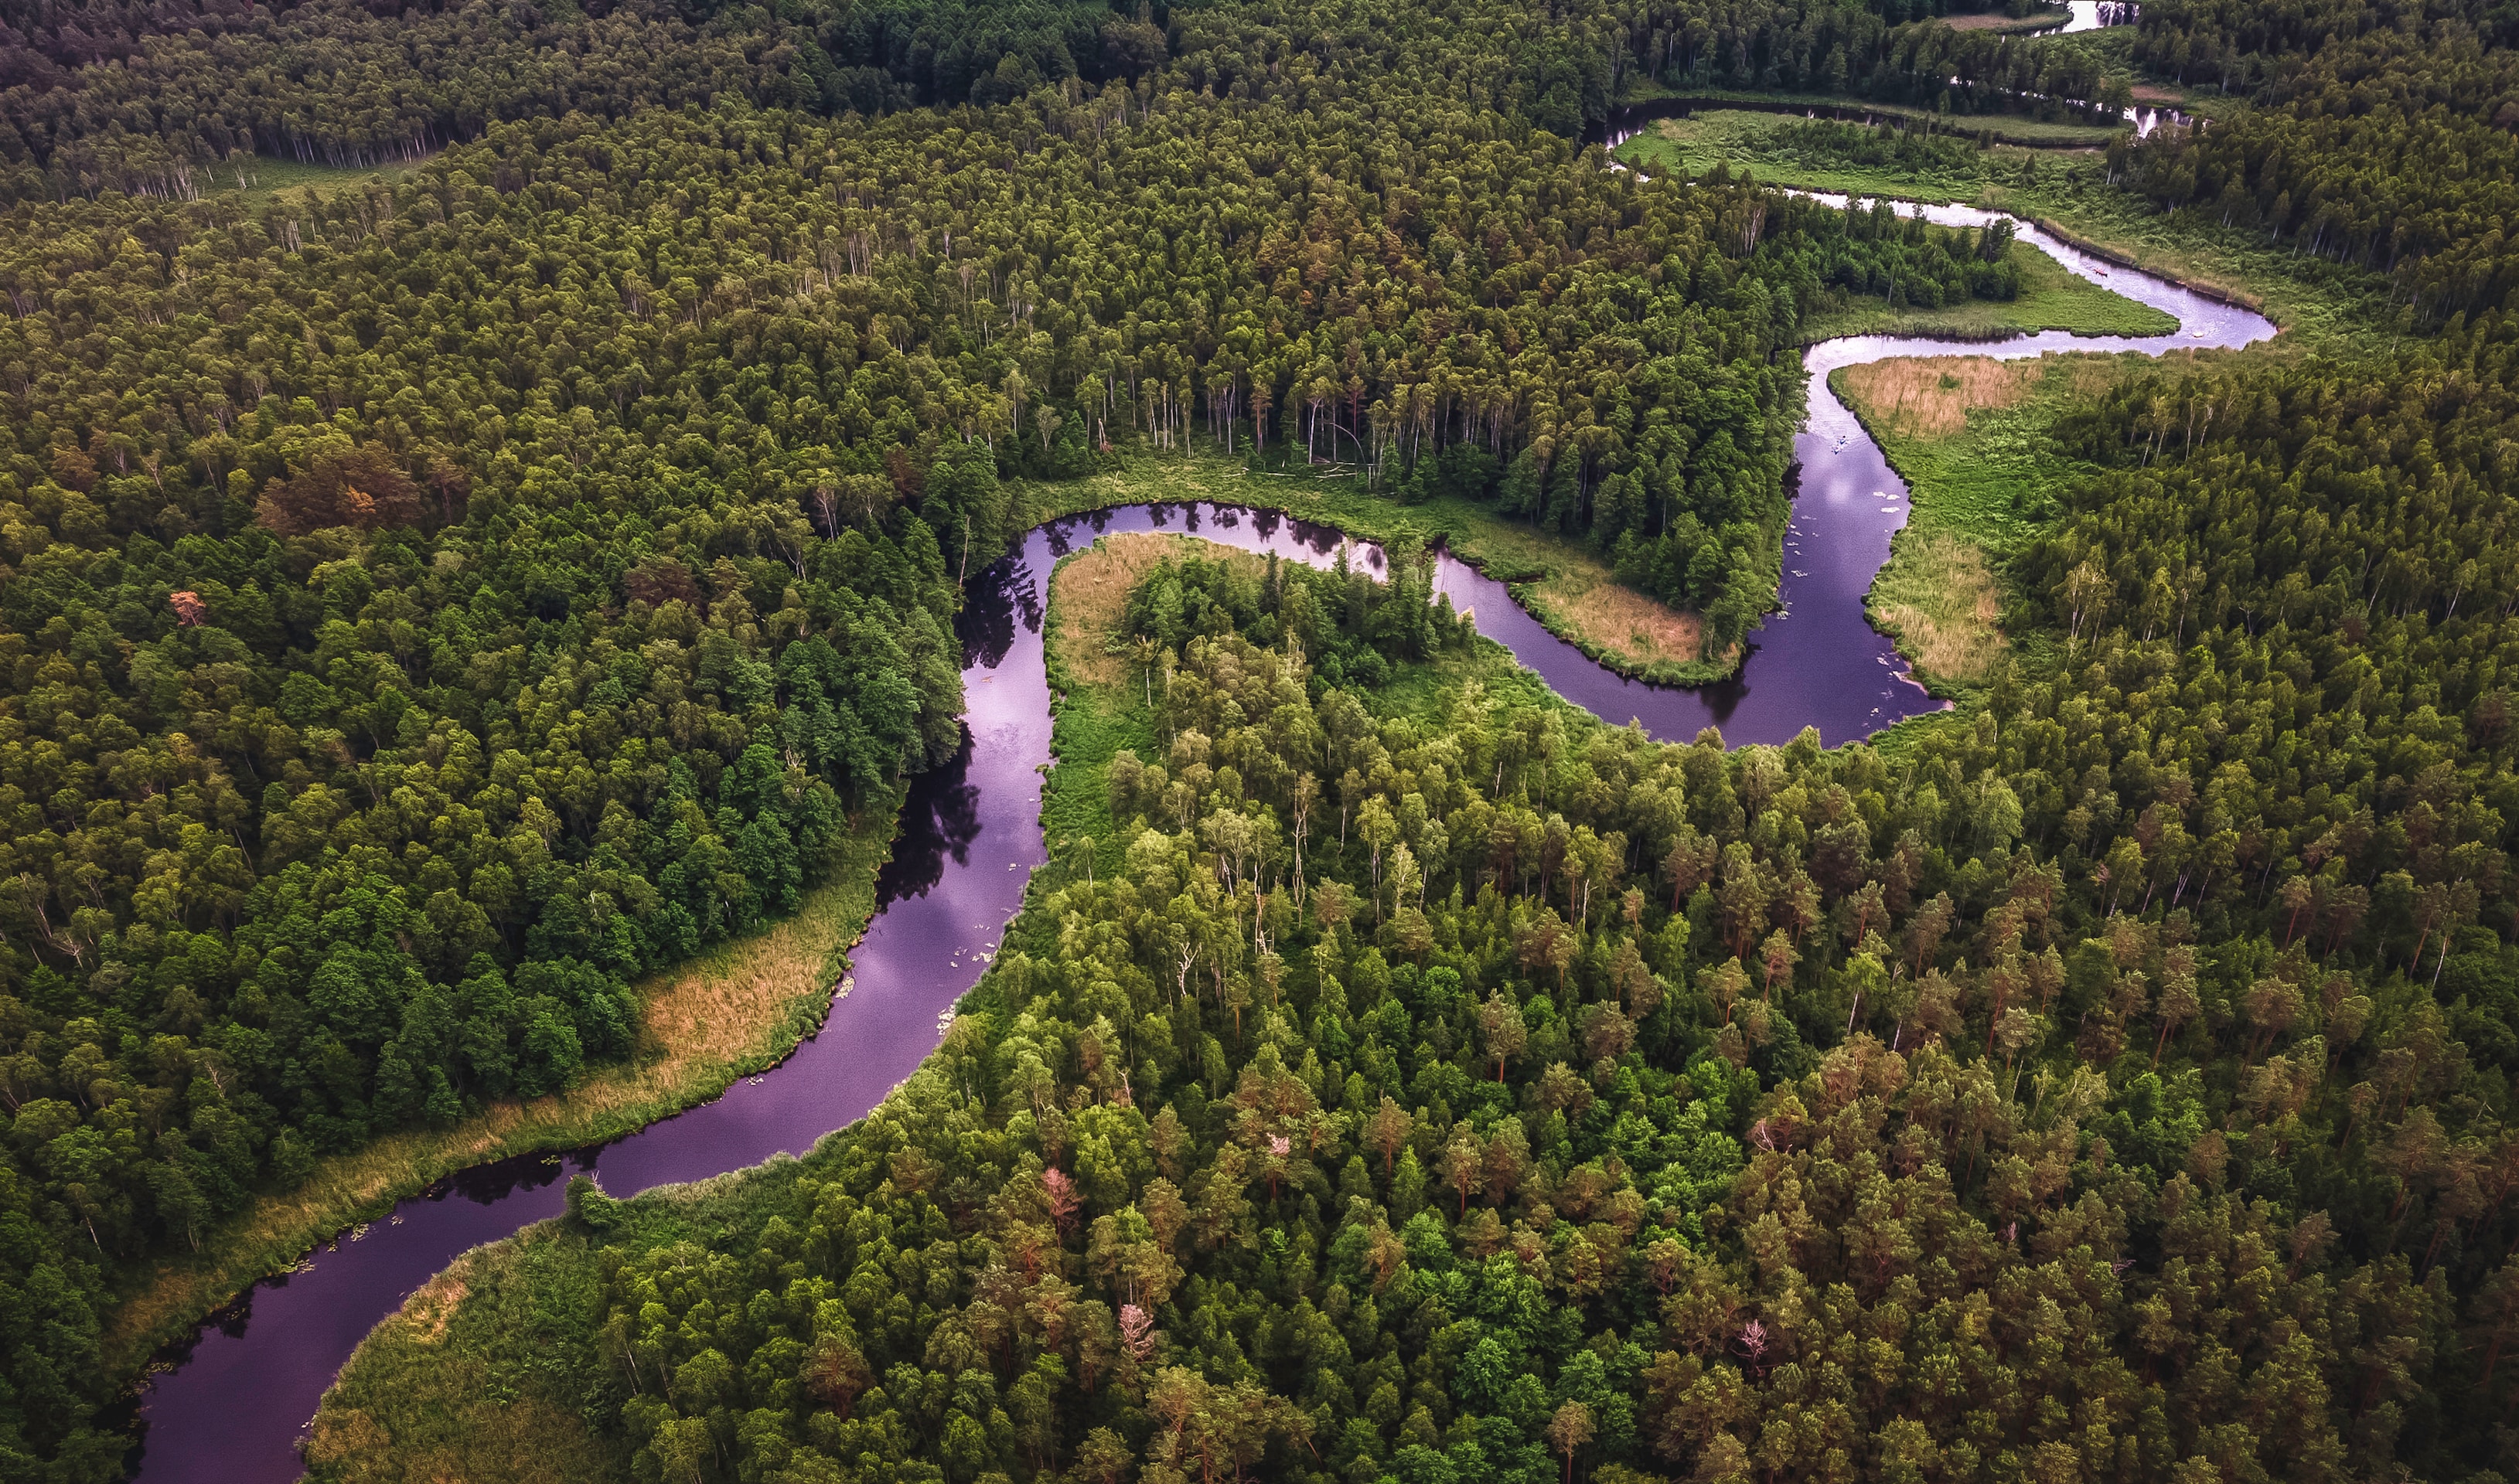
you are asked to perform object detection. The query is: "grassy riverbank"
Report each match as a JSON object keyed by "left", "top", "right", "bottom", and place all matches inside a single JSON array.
[
  {"left": 1017, "top": 455, "right": 1733, "bottom": 686},
  {"left": 1617, "top": 85, "right": 2126, "bottom": 146},
  {"left": 1617, "top": 108, "right": 2384, "bottom": 341},
  {"left": 1829, "top": 346, "right": 2214, "bottom": 692},
  {"left": 1795, "top": 231, "right": 2176, "bottom": 342},
  {"left": 302, "top": 531, "right": 1559, "bottom": 1483},
  {"left": 102, "top": 791, "right": 902, "bottom": 1379}
]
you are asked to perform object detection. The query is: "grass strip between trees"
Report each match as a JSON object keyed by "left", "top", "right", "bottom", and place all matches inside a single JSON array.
[{"left": 103, "top": 791, "right": 903, "bottom": 1378}]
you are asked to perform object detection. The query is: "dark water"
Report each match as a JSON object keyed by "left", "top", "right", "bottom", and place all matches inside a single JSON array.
[{"left": 125, "top": 200, "right": 2270, "bottom": 1481}]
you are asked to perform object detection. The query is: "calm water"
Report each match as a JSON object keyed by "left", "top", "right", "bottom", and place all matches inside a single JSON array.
[{"left": 124, "top": 192, "right": 2269, "bottom": 1481}]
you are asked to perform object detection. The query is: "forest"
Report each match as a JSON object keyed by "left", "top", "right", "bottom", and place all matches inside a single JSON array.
[
  {"left": 0, "top": 0, "right": 2507, "bottom": 1475},
  {"left": 311, "top": 324, "right": 2519, "bottom": 1481},
  {"left": 2112, "top": 0, "right": 2519, "bottom": 317},
  {"left": 0, "top": 7, "right": 2040, "bottom": 1471}
]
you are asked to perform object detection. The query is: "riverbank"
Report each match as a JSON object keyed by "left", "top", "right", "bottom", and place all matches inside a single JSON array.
[
  {"left": 102, "top": 789, "right": 903, "bottom": 1384},
  {"left": 1792, "top": 229, "right": 2176, "bottom": 343},
  {"left": 1612, "top": 85, "right": 2128, "bottom": 147},
  {"left": 1018, "top": 458, "right": 1740, "bottom": 689},
  {"left": 299, "top": 527, "right": 1565, "bottom": 1483},
  {"left": 1615, "top": 107, "right": 2382, "bottom": 341}
]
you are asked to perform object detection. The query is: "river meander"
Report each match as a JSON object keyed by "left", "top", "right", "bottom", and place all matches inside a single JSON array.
[{"left": 125, "top": 192, "right": 2270, "bottom": 1482}]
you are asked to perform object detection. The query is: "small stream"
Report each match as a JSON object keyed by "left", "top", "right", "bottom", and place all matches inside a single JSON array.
[{"left": 125, "top": 179, "right": 2266, "bottom": 1483}]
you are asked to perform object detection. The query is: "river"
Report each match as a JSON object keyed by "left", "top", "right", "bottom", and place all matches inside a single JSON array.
[{"left": 122, "top": 192, "right": 2268, "bottom": 1481}]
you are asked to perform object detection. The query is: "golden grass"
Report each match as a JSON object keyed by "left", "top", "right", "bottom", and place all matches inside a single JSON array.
[
  {"left": 1556, "top": 581, "right": 1704, "bottom": 667},
  {"left": 102, "top": 794, "right": 902, "bottom": 1374},
  {"left": 305, "top": 1234, "right": 621, "bottom": 1484},
  {"left": 1870, "top": 531, "right": 2009, "bottom": 686},
  {"left": 1839, "top": 352, "right": 2123, "bottom": 438},
  {"left": 397, "top": 1265, "right": 468, "bottom": 1346},
  {"left": 1839, "top": 356, "right": 2040, "bottom": 437}
]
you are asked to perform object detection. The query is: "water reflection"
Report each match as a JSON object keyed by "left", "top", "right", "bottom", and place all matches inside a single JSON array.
[{"left": 874, "top": 739, "right": 984, "bottom": 908}]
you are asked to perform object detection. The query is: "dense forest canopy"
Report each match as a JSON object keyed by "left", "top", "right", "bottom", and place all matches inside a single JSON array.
[
  {"left": 324, "top": 319, "right": 2519, "bottom": 1479},
  {"left": 2114, "top": 0, "right": 2519, "bottom": 317},
  {"left": 0, "top": 0, "right": 2512, "bottom": 1475},
  {"left": 0, "top": 0, "right": 2070, "bottom": 1471},
  {"left": 0, "top": 0, "right": 2141, "bottom": 204}
]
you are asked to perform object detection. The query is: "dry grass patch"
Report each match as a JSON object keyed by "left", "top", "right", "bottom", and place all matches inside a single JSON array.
[
  {"left": 1840, "top": 356, "right": 2041, "bottom": 437},
  {"left": 394, "top": 1262, "right": 470, "bottom": 1346},
  {"left": 1052, "top": 532, "right": 1263, "bottom": 687},
  {"left": 1839, "top": 353, "right": 2124, "bottom": 440},
  {"left": 104, "top": 797, "right": 899, "bottom": 1373},
  {"left": 1871, "top": 531, "right": 2009, "bottom": 686},
  {"left": 1549, "top": 582, "right": 1705, "bottom": 669}
]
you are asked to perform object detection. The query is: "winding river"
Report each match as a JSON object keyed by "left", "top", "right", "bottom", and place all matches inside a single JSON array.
[{"left": 125, "top": 193, "right": 2268, "bottom": 1482}]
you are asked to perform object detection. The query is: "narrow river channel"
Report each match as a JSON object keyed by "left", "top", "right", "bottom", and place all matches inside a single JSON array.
[{"left": 124, "top": 192, "right": 2269, "bottom": 1482}]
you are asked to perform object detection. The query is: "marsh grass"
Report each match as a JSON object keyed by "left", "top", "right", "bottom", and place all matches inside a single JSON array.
[
  {"left": 1017, "top": 453, "right": 1726, "bottom": 683},
  {"left": 104, "top": 793, "right": 902, "bottom": 1375},
  {"left": 1834, "top": 349, "right": 2168, "bottom": 689},
  {"left": 1869, "top": 531, "right": 2009, "bottom": 684},
  {"left": 304, "top": 1156, "right": 833, "bottom": 1484}
]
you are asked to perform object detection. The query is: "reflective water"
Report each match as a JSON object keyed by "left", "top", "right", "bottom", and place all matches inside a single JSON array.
[{"left": 125, "top": 182, "right": 2268, "bottom": 1484}]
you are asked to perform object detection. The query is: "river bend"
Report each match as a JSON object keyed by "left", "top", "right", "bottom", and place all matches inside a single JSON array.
[{"left": 126, "top": 196, "right": 2269, "bottom": 1482}]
